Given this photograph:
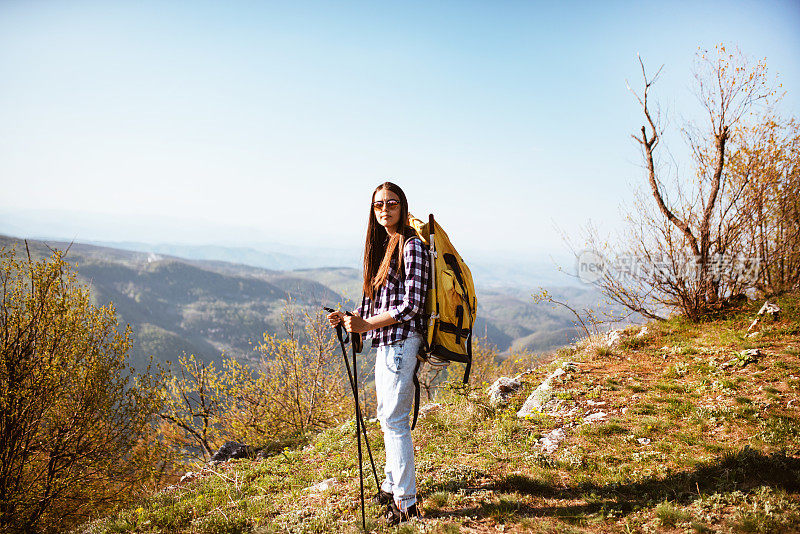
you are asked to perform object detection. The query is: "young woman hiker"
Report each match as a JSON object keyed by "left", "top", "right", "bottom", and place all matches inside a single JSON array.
[{"left": 327, "top": 181, "right": 430, "bottom": 526}]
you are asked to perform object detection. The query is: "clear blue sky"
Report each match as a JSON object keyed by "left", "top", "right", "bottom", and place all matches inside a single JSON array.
[{"left": 1, "top": 0, "right": 798, "bottom": 262}]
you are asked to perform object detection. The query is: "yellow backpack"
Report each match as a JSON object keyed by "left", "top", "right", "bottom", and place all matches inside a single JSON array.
[{"left": 408, "top": 213, "right": 477, "bottom": 383}]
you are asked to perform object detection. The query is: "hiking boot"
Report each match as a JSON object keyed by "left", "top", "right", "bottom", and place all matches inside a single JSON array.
[
  {"left": 383, "top": 500, "right": 420, "bottom": 526},
  {"left": 373, "top": 489, "right": 393, "bottom": 506}
]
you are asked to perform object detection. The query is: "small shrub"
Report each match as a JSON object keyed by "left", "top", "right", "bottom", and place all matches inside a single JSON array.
[
  {"left": 655, "top": 381, "right": 686, "bottom": 393},
  {"left": 632, "top": 403, "right": 657, "bottom": 415},
  {"left": 428, "top": 491, "right": 450, "bottom": 509},
  {"left": 595, "top": 346, "right": 615, "bottom": 357},
  {"left": 621, "top": 337, "right": 646, "bottom": 350},
  {"left": 691, "top": 520, "right": 713, "bottom": 533},
  {"left": 627, "top": 382, "right": 647, "bottom": 393},
  {"left": 655, "top": 500, "right": 690, "bottom": 527}
]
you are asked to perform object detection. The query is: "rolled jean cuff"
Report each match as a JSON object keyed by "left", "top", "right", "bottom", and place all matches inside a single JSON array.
[{"left": 397, "top": 494, "right": 417, "bottom": 511}]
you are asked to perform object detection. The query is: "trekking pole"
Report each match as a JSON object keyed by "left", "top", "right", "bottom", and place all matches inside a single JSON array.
[
  {"left": 344, "top": 320, "right": 380, "bottom": 489},
  {"left": 324, "top": 307, "right": 380, "bottom": 530},
  {"left": 325, "top": 308, "right": 380, "bottom": 486},
  {"left": 323, "top": 307, "right": 381, "bottom": 488}
]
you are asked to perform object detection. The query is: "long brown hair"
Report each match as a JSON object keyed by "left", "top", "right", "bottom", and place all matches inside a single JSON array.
[{"left": 362, "top": 182, "right": 415, "bottom": 299}]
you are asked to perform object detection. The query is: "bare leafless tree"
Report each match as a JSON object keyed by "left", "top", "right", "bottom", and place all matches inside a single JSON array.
[{"left": 583, "top": 45, "right": 780, "bottom": 320}]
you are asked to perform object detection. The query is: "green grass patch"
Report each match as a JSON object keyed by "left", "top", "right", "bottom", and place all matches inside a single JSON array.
[
  {"left": 621, "top": 337, "right": 646, "bottom": 350},
  {"left": 426, "top": 491, "right": 451, "bottom": 511},
  {"left": 654, "top": 500, "right": 690, "bottom": 527},
  {"left": 664, "top": 398, "right": 694, "bottom": 419},
  {"left": 632, "top": 403, "right": 657, "bottom": 416},
  {"left": 735, "top": 405, "right": 759, "bottom": 422},
  {"left": 627, "top": 382, "right": 647, "bottom": 393},
  {"left": 690, "top": 361, "right": 715, "bottom": 375},
  {"left": 497, "top": 472, "right": 555, "bottom": 495},
  {"left": 582, "top": 421, "right": 628, "bottom": 437},
  {"left": 633, "top": 417, "right": 666, "bottom": 438},
  {"left": 481, "top": 495, "right": 523, "bottom": 522},
  {"left": 655, "top": 381, "right": 686, "bottom": 393},
  {"left": 729, "top": 487, "right": 800, "bottom": 533},
  {"left": 761, "top": 415, "right": 800, "bottom": 445},
  {"left": 691, "top": 520, "right": 713, "bottom": 533},
  {"left": 703, "top": 442, "right": 726, "bottom": 453},
  {"left": 595, "top": 346, "right": 615, "bottom": 357},
  {"left": 605, "top": 377, "right": 621, "bottom": 389}
]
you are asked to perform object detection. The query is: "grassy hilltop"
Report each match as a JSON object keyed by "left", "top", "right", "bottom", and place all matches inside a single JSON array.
[{"left": 84, "top": 291, "right": 800, "bottom": 533}]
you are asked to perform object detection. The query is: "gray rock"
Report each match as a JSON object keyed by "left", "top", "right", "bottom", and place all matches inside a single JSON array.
[
  {"left": 487, "top": 377, "right": 524, "bottom": 407},
  {"left": 606, "top": 330, "right": 623, "bottom": 347},
  {"left": 419, "top": 403, "right": 442, "bottom": 417},
  {"left": 517, "top": 367, "right": 567, "bottom": 418},
  {"left": 583, "top": 411, "right": 608, "bottom": 424},
  {"left": 561, "top": 361, "right": 578, "bottom": 373},
  {"left": 211, "top": 441, "right": 257, "bottom": 462},
  {"left": 748, "top": 301, "right": 781, "bottom": 332},
  {"left": 306, "top": 478, "right": 337, "bottom": 492},
  {"left": 540, "top": 428, "right": 566, "bottom": 454}
]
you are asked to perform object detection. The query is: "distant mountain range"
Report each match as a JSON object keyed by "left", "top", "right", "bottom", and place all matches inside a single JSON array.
[{"left": 1, "top": 234, "right": 629, "bottom": 370}]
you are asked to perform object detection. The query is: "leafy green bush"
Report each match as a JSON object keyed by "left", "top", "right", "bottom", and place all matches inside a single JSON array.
[{"left": 0, "top": 246, "right": 165, "bottom": 532}]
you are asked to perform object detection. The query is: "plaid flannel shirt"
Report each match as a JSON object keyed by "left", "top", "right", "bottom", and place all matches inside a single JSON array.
[{"left": 356, "top": 236, "right": 430, "bottom": 347}]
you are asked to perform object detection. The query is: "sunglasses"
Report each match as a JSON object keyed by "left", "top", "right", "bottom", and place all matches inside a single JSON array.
[{"left": 372, "top": 199, "right": 400, "bottom": 210}]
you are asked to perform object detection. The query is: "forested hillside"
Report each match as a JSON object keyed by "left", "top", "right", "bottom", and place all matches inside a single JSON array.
[{"left": 0, "top": 235, "right": 608, "bottom": 369}]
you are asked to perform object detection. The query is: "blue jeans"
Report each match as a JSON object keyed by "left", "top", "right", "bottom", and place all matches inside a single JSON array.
[{"left": 375, "top": 333, "right": 422, "bottom": 512}]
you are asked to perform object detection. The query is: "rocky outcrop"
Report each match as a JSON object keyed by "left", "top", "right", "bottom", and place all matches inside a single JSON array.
[
  {"left": 516, "top": 362, "right": 577, "bottom": 419},
  {"left": 747, "top": 301, "right": 781, "bottom": 333}
]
